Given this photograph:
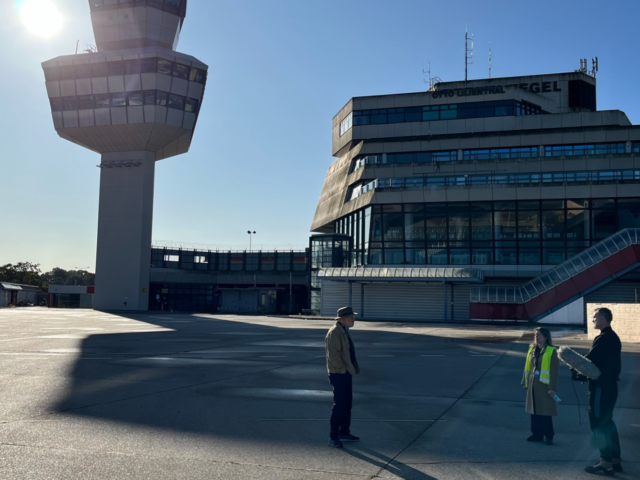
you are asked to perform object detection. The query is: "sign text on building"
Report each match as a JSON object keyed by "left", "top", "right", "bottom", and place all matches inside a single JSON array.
[{"left": 432, "top": 81, "right": 562, "bottom": 98}]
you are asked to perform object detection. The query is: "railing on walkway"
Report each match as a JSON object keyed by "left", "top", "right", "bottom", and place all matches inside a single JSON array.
[{"left": 471, "top": 229, "right": 640, "bottom": 305}]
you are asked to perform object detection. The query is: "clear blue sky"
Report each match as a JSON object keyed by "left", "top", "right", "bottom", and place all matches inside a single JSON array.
[{"left": 1, "top": 0, "right": 639, "bottom": 272}]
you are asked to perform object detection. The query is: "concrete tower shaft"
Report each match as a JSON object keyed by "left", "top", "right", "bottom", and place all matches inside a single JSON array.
[{"left": 42, "top": 0, "right": 207, "bottom": 311}]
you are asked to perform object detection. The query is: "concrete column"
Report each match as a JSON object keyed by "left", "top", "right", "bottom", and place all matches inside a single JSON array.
[{"left": 93, "top": 151, "right": 155, "bottom": 311}]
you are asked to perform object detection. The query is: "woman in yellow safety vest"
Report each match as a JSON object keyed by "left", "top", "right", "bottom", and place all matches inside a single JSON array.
[{"left": 522, "top": 327, "right": 560, "bottom": 445}]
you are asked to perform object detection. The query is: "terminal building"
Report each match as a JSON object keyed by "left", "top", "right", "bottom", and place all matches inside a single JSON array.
[{"left": 311, "top": 70, "right": 640, "bottom": 324}]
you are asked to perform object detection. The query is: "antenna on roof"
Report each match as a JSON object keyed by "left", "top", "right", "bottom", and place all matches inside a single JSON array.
[
  {"left": 423, "top": 61, "right": 442, "bottom": 91},
  {"left": 489, "top": 43, "right": 492, "bottom": 78},
  {"left": 465, "top": 28, "right": 474, "bottom": 81},
  {"left": 576, "top": 57, "right": 599, "bottom": 78}
]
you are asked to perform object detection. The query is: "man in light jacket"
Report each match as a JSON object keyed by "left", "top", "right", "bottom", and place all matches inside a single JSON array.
[{"left": 325, "top": 306, "right": 360, "bottom": 448}]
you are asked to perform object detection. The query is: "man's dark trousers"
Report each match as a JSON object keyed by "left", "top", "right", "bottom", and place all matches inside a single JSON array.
[
  {"left": 329, "top": 373, "right": 352, "bottom": 439},
  {"left": 589, "top": 384, "right": 621, "bottom": 462}
]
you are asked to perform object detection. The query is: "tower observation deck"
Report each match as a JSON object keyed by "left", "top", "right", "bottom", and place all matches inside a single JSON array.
[{"left": 42, "top": 0, "right": 208, "bottom": 311}]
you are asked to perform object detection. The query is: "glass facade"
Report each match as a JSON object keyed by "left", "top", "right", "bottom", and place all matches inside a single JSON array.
[
  {"left": 335, "top": 199, "right": 640, "bottom": 266},
  {"left": 310, "top": 234, "right": 351, "bottom": 311}
]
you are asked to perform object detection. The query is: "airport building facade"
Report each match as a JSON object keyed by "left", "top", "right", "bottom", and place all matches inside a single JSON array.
[{"left": 311, "top": 72, "right": 640, "bottom": 324}]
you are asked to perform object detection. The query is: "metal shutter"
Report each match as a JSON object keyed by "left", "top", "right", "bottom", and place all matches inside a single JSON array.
[
  {"left": 321, "top": 281, "right": 351, "bottom": 317},
  {"left": 452, "top": 284, "right": 471, "bottom": 322},
  {"left": 362, "top": 283, "right": 446, "bottom": 321}
]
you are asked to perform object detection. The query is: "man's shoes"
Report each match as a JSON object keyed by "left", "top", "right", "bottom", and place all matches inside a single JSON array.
[
  {"left": 612, "top": 461, "right": 623, "bottom": 473},
  {"left": 328, "top": 438, "right": 343, "bottom": 448},
  {"left": 526, "top": 435, "right": 543, "bottom": 442},
  {"left": 585, "top": 462, "right": 615, "bottom": 476},
  {"left": 339, "top": 434, "right": 360, "bottom": 442},
  {"left": 544, "top": 437, "right": 553, "bottom": 445}
]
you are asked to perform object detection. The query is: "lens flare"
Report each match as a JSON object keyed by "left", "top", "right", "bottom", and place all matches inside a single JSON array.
[{"left": 19, "top": 0, "right": 63, "bottom": 38}]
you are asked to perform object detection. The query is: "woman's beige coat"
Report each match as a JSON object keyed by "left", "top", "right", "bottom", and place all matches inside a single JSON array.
[{"left": 522, "top": 345, "right": 560, "bottom": 416}]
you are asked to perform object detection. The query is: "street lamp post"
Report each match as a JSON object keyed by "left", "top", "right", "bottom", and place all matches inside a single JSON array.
[
  {"left": 74, "top": 267, "right": 91, "bottom": 286},
  {"left": 247, "top": 230, "right": 256, "bottom": 251}
]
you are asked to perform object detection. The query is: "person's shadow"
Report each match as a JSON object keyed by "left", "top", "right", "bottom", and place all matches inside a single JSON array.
[{"left": 343, "top": 445, "right": 437, "bottom": 480}]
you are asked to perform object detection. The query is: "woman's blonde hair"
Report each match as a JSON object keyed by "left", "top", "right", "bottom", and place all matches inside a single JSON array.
[{"left": 532, "top": 327, "right": 554, "bottom": 347}]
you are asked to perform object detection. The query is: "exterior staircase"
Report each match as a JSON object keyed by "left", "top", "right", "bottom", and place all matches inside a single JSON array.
[{"left": 470, "top": 229, "right": 640, "bottom": 322}]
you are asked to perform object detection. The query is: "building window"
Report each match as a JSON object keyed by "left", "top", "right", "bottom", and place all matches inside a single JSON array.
[
  {"left": 351, "top": 100, "right": 544, "bottom": 127},
  {"left": 464, "top": 146, "right": 538, "bottom": 161},
  {"left": 50, "top": 90, "right": 201, "bottom": 116},
  {"left": 339, "top": 112, "right": 353, "bottom": 137},
  {"left": 349, "top": 169, "right": 640, "bottom": 202},
  {"left": 545, "top": 143, "right": 626, "bottom": 157}
]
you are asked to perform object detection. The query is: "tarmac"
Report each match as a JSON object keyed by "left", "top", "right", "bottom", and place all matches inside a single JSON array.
[{"left": 0, "top": 308, "right": 638, "bottom": 479}]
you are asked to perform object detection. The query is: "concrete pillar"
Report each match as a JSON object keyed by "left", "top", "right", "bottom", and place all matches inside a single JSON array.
[{"left": 93, "top": 151, "right": 155, "bottom": 311}]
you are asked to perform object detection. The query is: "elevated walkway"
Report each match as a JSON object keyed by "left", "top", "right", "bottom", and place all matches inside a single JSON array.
[{"left": 470, "top": 229, "right": 640, "bottom": 322}]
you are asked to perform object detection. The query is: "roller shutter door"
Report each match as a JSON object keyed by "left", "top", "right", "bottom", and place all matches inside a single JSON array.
[
  {"left": 321, "top": 281, "right": 350, "bottom": 317},
  {"left": 452, "top": 284, "right": 471, "bottom": 322},
  {"left": 362, "top": 283, "right": 446, "bottom": 322}
]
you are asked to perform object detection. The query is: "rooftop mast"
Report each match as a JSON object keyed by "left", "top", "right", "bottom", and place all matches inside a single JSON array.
[{"left": 465, "top": 28, "right": 474, "bottom": 81}]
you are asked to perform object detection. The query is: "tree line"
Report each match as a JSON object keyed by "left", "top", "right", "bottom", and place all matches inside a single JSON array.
[{"left": 0, "top": 262, "right": 95, "bottom": 291}]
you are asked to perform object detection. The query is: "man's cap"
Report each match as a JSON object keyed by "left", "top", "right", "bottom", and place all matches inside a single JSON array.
[{"left": 336, "top": 306, "right": 357, "bottom": 319}]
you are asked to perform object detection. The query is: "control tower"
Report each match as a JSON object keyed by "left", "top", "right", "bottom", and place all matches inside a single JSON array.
[{"left": 42, "top": 0, "right": 207, "bottom": 311}]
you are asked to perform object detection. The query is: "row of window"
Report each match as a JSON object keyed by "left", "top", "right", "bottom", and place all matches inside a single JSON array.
[
  {"left": 151, "top": 249, "right": 309, "bottom": 272},
  {"left": 339, "top": 100, "right": 545, "bottom": 136},
  {"left": 90, "top": 0, "right": 185, "bottom": 15},
  {"left": 366, "top": 246, "right": 599, "bottom": 266},
  {"left": 354, "top": 151, "right": 457, "bottom": 171},
  {"left": 544, "top": 143, "right": 628, "bottom": 156},
  {"left": 350, "top": 179, "right": 379, "bottom": 200},
  {"left": 44, "top": 58, "right": 206, "bottom": 84},
  {"left": 50, "top": 90, "right": 200, "bottom": 113},
  {"left": 353, "top": 143, "right": 640, "bottom": 172},
  {"left": 349, "top": 169, "right": 640, "bottom": 200},
  {"left": 375, "top": 169, "right": 640, "bottom": 189},
  {"left": 347, "top": 170, "right": 640, "bottom": 201},
  {"left": 334, "top": 199, "right": 639, "bottom": 266}
]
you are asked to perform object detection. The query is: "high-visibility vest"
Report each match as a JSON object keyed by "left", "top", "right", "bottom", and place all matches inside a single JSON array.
[{"left": 524, "top": 345, "right": 556, "bottom": 387}]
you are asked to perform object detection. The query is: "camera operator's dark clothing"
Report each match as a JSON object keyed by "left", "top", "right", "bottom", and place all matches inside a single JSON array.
[
  {"left": 586, "top": 327, "right": 621, "bottom": 389},
  {"left": 582, "top": 327, "right": 622, "bottom": 462}
]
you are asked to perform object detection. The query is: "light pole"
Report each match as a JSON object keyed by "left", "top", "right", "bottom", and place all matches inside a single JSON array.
[
  {"left": 247, "top": 230, "right": 256, "bottom": 251},
  {"left": 74, "top": 267, "right": 91, "bottom": 286}
]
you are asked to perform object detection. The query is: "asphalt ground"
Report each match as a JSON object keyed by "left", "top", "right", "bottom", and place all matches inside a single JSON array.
[{"left": 0, "top": 308, "right": 638, "bottom": 480}]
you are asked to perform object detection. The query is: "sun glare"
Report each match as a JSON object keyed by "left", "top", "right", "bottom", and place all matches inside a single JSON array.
[{"left": 19, "top": 0, "right": 63, "bottom": 38}]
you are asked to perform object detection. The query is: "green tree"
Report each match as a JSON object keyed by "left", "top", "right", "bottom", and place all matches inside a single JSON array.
[{"left": 0, "top": 262, "right": 42, "bottom": 286}]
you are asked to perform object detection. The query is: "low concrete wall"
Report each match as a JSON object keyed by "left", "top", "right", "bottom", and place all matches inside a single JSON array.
[{"left": 586, "top": 303, "right": 640, "bottom": 343}]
